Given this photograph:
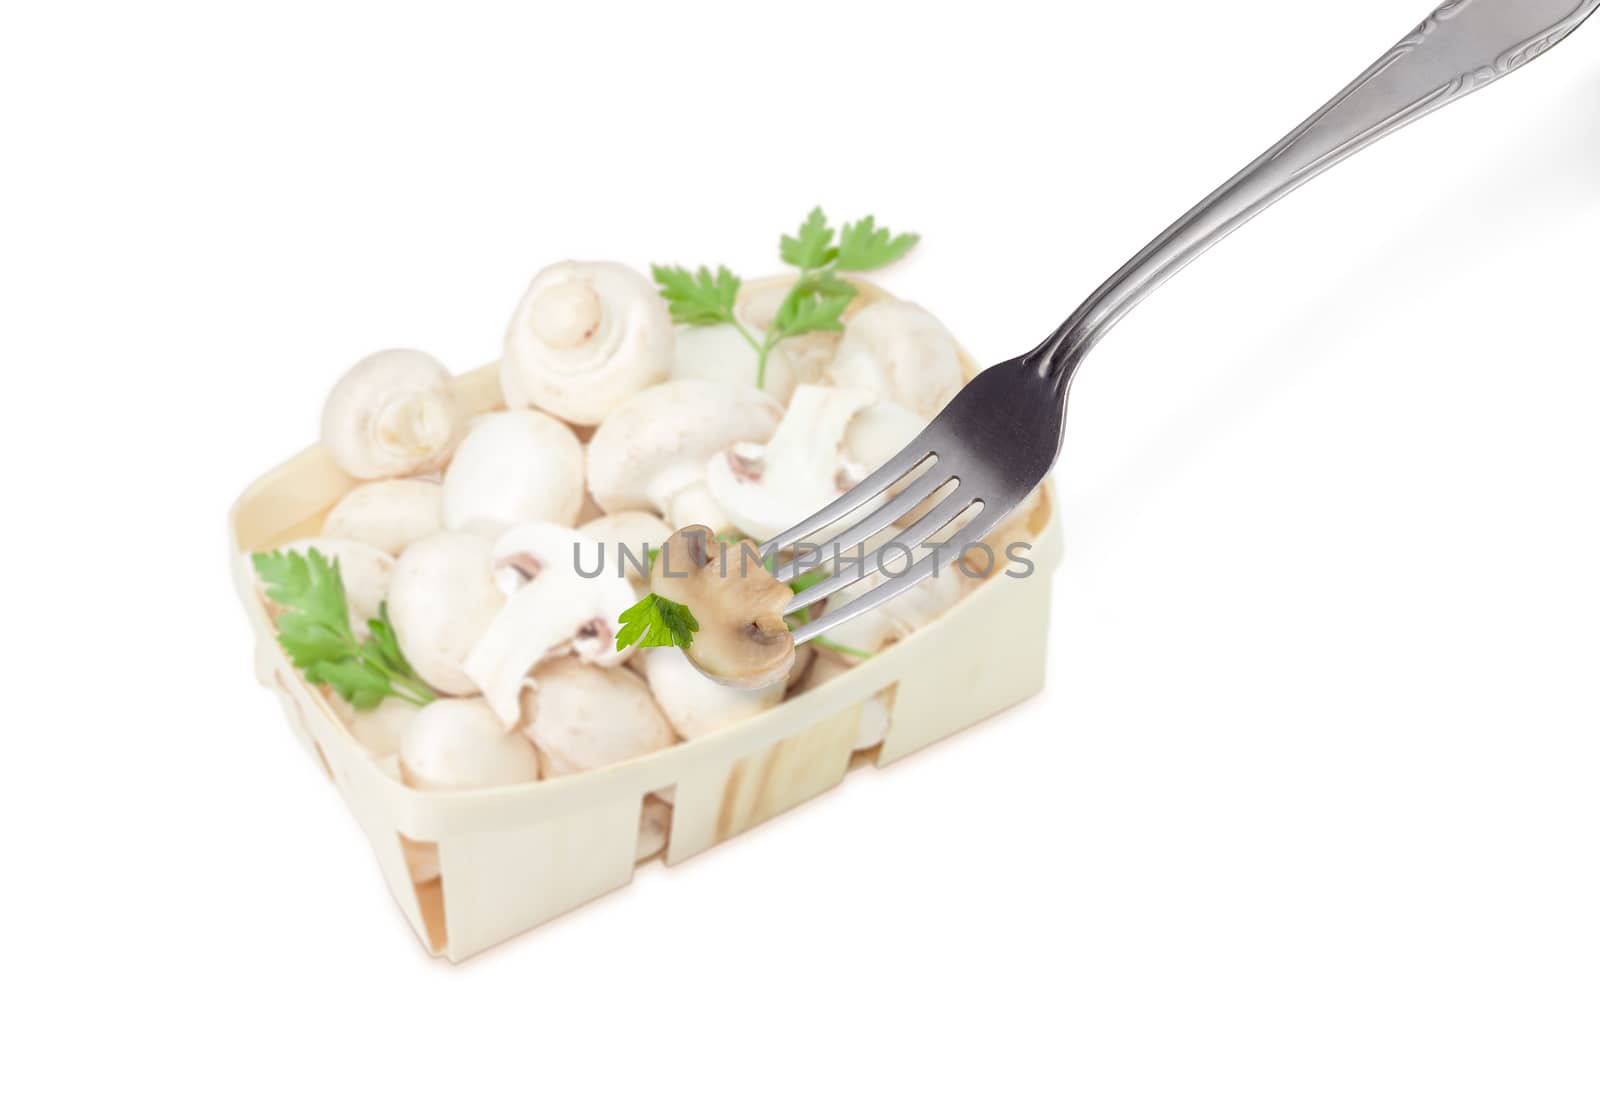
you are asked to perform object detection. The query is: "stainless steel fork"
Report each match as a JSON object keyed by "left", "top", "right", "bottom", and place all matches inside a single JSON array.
[{"left": 764, "top": 0, "right": 1598, "bottom": 645}]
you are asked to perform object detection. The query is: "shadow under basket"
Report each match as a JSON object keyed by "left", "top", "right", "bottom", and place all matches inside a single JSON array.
[{"left": 230, "top": 361, "right": 1064, "bottom": 962}]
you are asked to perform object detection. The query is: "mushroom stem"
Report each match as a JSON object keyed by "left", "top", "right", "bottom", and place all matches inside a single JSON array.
[{"left": 667, "top": 485, "right": 732, "bottom": 537}]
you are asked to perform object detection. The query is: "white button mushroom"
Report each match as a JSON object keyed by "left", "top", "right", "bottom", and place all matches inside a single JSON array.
[
  {"left": 387, "top": 532, "right": 506, "bottom": 696},
  {"left": 519, "top": 658, "right": 677, "bottom": 777},
  {"left": 320, "top": 349, "right": 464, "bottom": 479},
  {"left": 644, "top": 646, "right": 784, "bottom": 739},
  {"left": 739, "top": 275, "right": 845, "bottom": 388},
  {"left": 650, "top": 526, "right": 795, "bottom": 690},
  {"left": 586, "top": 380, "right": 782, "bottom": 533},
  {"left": 334, "top": 697, "right": 422, "bottom": 760},
  {"left": 398, "top": 697, "right": 541, "bottom": 791},
  {"left": 275, "top": 538, "right": 395, "bottom": 629},
  {"left": 441, "top": 410, "right": 586, "bottom": 536},
  {"left": 501, "top": 261, "right": 674, "bottom": 426},
  {"left": 704, "top": 384, "right": 876, "bottom": 541},
  {"left": 672, "top": 323, "right": 799, "bottom": 404},
  {"left": 463, "top": 523, "right": 641, "bottom": 728},
  {"left": 578, "top": 511, "right": 672, "bottom": 585},
  {"left": 825, "top": 300, "right": 965, "bottom": 419},
  {"left": 321, "top": 478, "right": 444, "bottom": 556}
]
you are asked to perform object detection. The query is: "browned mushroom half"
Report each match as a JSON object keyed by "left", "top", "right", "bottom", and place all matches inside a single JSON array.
[{"left": 649, "top": 525, "right": 794, "bottom": 689}]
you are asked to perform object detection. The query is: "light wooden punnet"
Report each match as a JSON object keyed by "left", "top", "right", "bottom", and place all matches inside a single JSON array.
[{"left": 231, "top": 337, "right": 1062, "bottom": 961}]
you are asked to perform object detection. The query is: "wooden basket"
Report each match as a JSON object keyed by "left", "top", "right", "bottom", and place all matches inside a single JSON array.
[{"left": 230, "top": 359, "right": 1063, "bottom": 961}]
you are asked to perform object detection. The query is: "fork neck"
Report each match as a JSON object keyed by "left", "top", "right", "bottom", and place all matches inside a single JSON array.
[{"left": 1021, "top": 142, "right": 1311, "bottom": 390}]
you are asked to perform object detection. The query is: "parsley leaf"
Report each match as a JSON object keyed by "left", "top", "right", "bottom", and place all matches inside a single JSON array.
[
  {"left": 652, "top": 208, "right": 919, "bottom": 390},
  {"left": 616, "top": 594, "right": 700, "bottom": 651},
  {"left": 780, "top": 207, "right": 838, "bottom": 269},
  {"left": 652, "top": 264, "right": 741, "bottom": 326},
  {"left": 835, "top": 216, "right": 920, "bottom": 272},
  {"left": 773, "top": 285, "right": 854, "bottom": 340},
  {"left": 252, "top": 549, "right": 435, "bottom": 709}
]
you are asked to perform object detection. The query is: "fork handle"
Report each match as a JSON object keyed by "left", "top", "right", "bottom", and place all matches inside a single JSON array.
[{"left": 1027, "top": 0, "right": 1599, "bottom": 383}]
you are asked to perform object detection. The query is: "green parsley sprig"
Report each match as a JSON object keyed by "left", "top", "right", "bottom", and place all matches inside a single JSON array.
[
  {"left": 652, "top": 208, "right": 920, "bottom": 390},
  {"left": 253, "top": 548, "right": 435, "bottom": 709},
  {"left": 616, "top": 594, "right": 700, "bottom": 651}
]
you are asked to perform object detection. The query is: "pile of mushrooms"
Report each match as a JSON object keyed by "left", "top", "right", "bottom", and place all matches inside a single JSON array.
[{"left": 260, "top": 258, "right": 1042, "bottom": 865}]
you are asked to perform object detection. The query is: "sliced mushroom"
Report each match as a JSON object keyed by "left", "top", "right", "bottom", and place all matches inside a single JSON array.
[
  {"left": 826, "top": 300, "right": 964, "bottom": 419},
  {"left": 441, "top": 410, "right": 585, "bottom": 536},
  {"left": 275, "top": 538, "right": 394, "bottom": 629},
  {"left": 399, "top": 697, "right": 541, "bottom": 791},
  {"left": 586, "top": 380, "right": 782, "bottom": 533},
  {"left": 643, "top": 646, "right": 784, "bottom": 739},
  {"left": 321, "top": 349, "right": 463, "bottom": 479},
  {"left": 520, "top": 658, "right": 676, "bottom": 777},
  {"left": 704, "top": 384, "right": 875, "bottom": 540},
  {"left": 463, "top": 523, "right": 639, "bottom": 727},
  {"left": 649, "top": 525, "right": 794, "bottom": 689},
  {"left": 502, "top": 261, "right": 674, "bottom": 426},
  {"left": 388, "top": 532, "right": 506, "bottom": 696},
  {"left": 579, "top": 511, "right": 672, "bottom": 585},
  {"left": 321, "top": 478, "right": 443, "bottom": 556}
]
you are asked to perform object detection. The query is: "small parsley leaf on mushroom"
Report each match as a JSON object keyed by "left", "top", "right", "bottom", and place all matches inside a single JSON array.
[
  {"left": 616, "top": 594, "right": 701, "bottom": 651},
  {"left": 651, "top": 265, "right": 743, "bottom": 328},
  {"left": 253, "top": 549, "right": 435, "bottom": 709},
  {"left": 655, "top": 208, "right": 919, "bottom": 390}
]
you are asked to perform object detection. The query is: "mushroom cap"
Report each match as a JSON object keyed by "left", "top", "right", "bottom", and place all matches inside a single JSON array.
[
  {"left": 520, "top": 658, "right": 676, "bottom": 777},
  {"left": 649, "top": 525, "right": 795, "bottom": 690},
  {"left": 671, "top": 323, "right": 798, "bottom": 404},
  {"left": 586, "top": 380, "right": 782, "bottom": 520},
  {"left": 399, "top": 698, "right": 541, "bottom": 791},
  {"left": 463, "top": 522, "right": 640, "bottom": 727},
  {"left": 501, "top": 261, "right": 674, "bottom": 426},
  {"left": 578, "top": 511, "right": 672, "bottom": 585},
  {"left": 441, "top": 410, "right": 585, "bottom": 537},
  {"left": 276, "top": 538, "right": 395, "bottom": 630},
  {"left": 825, "top": 300, "right": 964, "bottom": 419},
  {"left": 738, "top": 275, "right": 845, "bottom": 388},
  {"left": 643, "top": 646, "right": 783, "bottom": 739},
  {"left": 387, "top": 532, "right": 506, "bottom": 696},
  {"left": 322, "top": 478, "right": 444, "bottom": 556},
  {"left": 321, "top": 349, "right": 463, "bottom": 479},
  {"left": 704, "top": 384, "right": 876, "bottom": 541},
  {"left": 335, "top": 697, "right": 422, "bottom": 760}
]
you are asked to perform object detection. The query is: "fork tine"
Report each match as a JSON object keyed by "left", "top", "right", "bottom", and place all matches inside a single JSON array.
[
  {"left": 771, "top": 466, "right": 955, "bottom": 585},
  {"left": 790, "top": 504, "right": 1003, "bottom": 643},
  {"left": 783, "top": 493, "right": 977, "bottom": 615},
  {"left": 759, "top": 439, "right": 938, "bottom": 559}
]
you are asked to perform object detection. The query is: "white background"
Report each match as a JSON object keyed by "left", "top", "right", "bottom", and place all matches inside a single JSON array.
[{"left": 4, "top": 1, "right": 1597, "bottom": 1107}]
